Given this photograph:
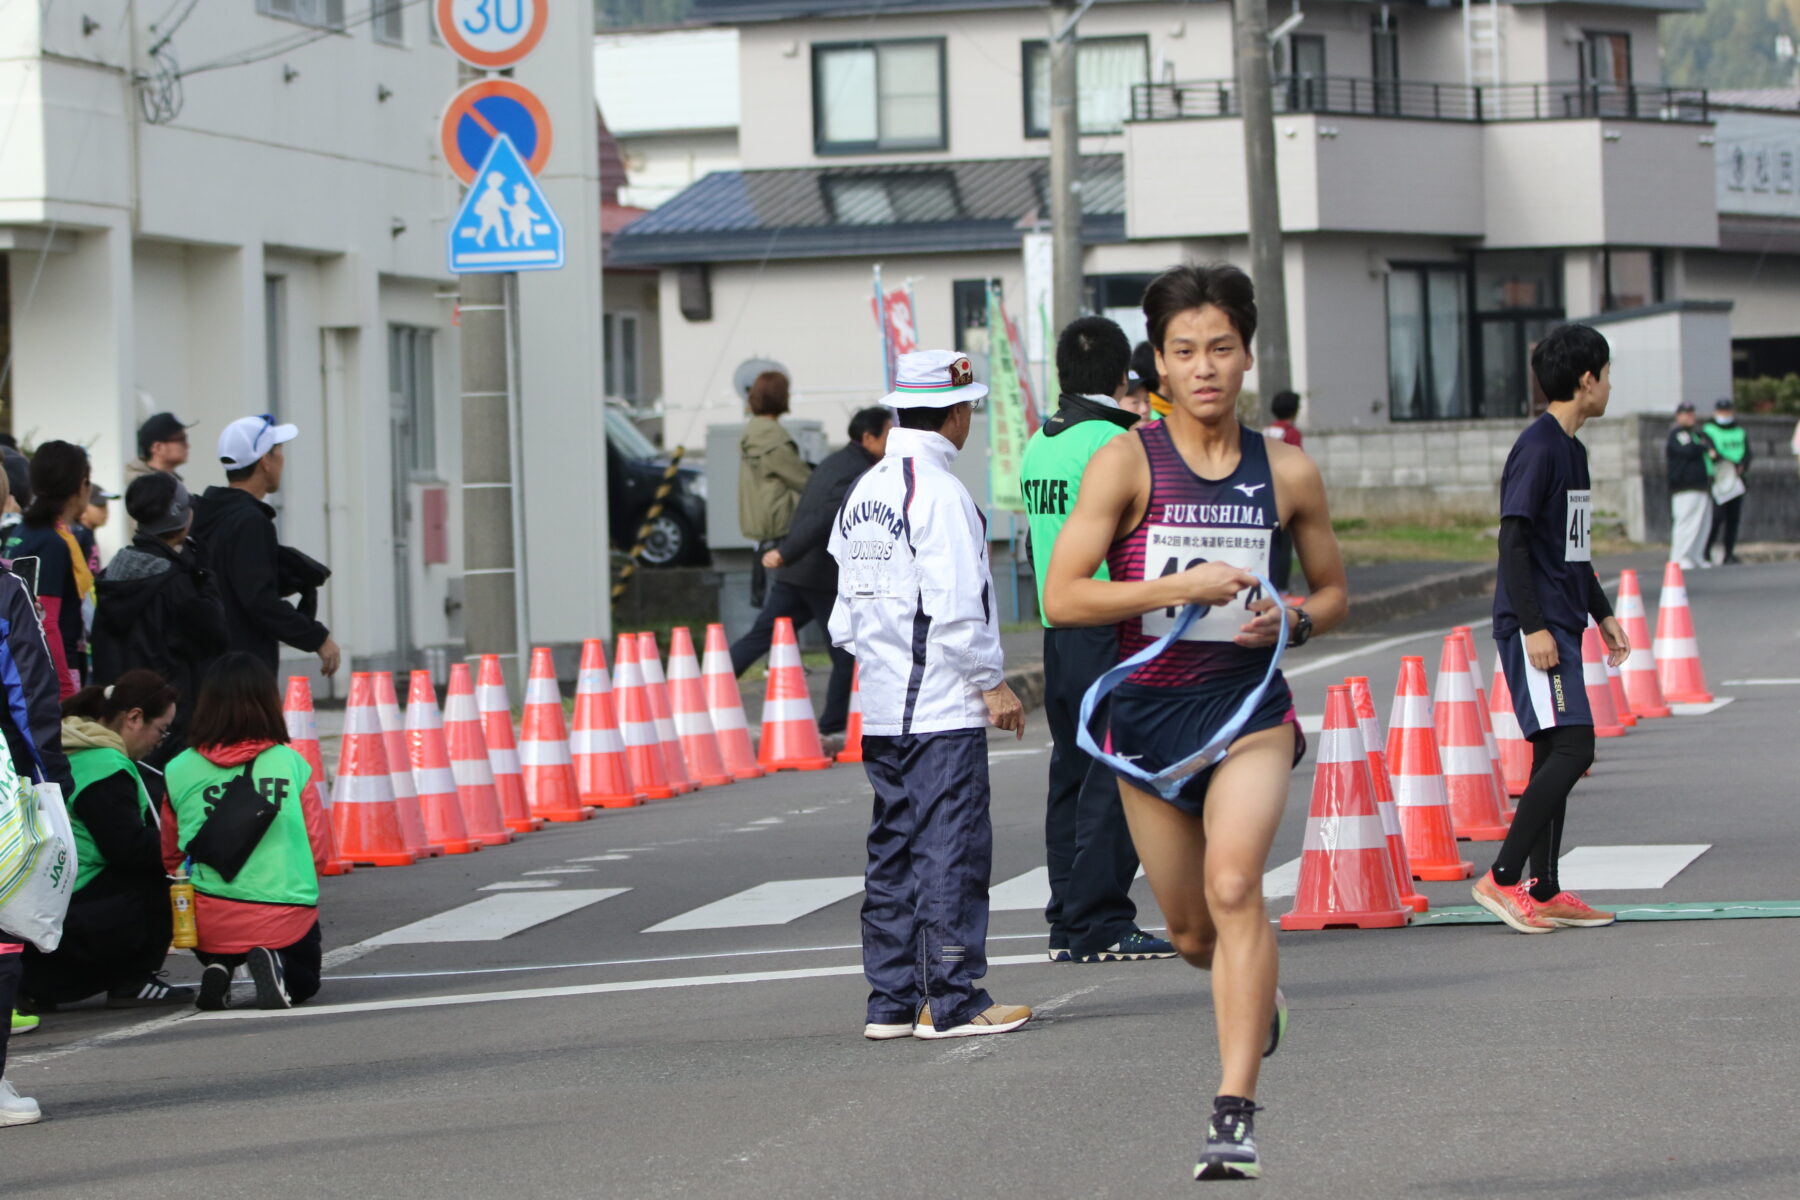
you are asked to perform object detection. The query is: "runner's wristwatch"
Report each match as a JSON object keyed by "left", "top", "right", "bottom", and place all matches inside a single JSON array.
[{"left": 1287, "top": 606, "right": 1313, "bottom": 647}]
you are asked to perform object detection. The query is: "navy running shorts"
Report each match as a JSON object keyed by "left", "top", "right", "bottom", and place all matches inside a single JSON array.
[
  {"left": 1102, "top": 675, "right": 1304, "bottom": 816},
  {"left": 1495, "top": 625, "right": 1591, "bottom": 739}
]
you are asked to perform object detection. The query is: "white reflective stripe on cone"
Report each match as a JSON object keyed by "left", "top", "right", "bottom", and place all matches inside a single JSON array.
[
  {"left": 1313, "top": 726, "right": 1363, "bottom": 766},
  {"left": 760, "top": 698, "right": 818, "bottom": 724},
  {"left": 1388, "top": 694, "right": 1433, "bottom": 728},
  {"left": 671, "top": 711, "right": 713, "bottom": 736},
  {"left": 709, "top": 706, "right": 748, "bottom": 731},
  {"left": 1376, "top": 800, "right": 1403, "bottom": 836},
  {"left": 333, "top": 778, "right": 395, "bottom": 805},
  {"left": 344, "top": 705, "right": 383, "bottom": 735},
  {"left": 1654, "top": 637, "right": 1699, "bottom": 659},
  {"left": 1439, "top": 744, "right": 1491, "bottom": 776},
  {"left": 451, "top": 758, "right": 496, "bottom": 786},
  {"left": 519, "top": 740, "right": 573, "bottom": 767},
  {"left": 1391, "top": 774, "right": 1450, "bottom": 808},
  {"left": 1660, "top": 586, "right": 1688, "bottom": 607},
  {"left": 1303, "top": 814, "right": 1389, "bottom": 853},
  {"left": 489, "top": 747, "right": 522, "bottom": 774},
  {"left": 415, "top": 767, "right": 458, "bottom": 795},
  {"left": 1435, "top": 673, "right": 1476, "bottom": 703},
  {"left": 477, "top": 684, "right": 510, "bottom": 710},
  {"left": 620, "top": 719, "right": 661, "bottom": 747},
  {"left": 571, "top": 728, "right": 624, "bottom": 755}
]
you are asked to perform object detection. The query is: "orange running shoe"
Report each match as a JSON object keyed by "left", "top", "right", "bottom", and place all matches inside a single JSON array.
[
  {"left": 1471, "top": 871, "right": 1556, "bottom": 933},
  {"left": 1533, "top": 889, "right": 1616, "bottom": 928}
]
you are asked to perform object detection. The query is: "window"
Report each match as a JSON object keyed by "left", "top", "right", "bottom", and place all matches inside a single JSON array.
[
  {"left": 256, "top": 0, "right": 345, "bottom": 31},
  {"left": 1387, "top": 264, "right": 1469, "bottom": 421},
  {"left": 1473, "top": 251, "right": 1564, "bottom": 419},
  {"left": 374, "top": 0, "right": 403, "bottom": 44},
  {"left": 1580, "top": 32, "right": 1631, "bottom": 87},
  {"left": 1371, "top": 15, "right": 1400, "bottom": 116},
  {"left": 812, "top": 40, "right": 946, "bottom": 154},
  {"left": 952, "top": 279, "right": 995, "bottom": 355},
  {"left": 1602, "top": 249, "right": 1663, "bottom": 312},
  {"left": 1279, "top": 34, "right": 1327, "bottom": 112},
  {"left": 389, "top": 325, "right": 437, "bottom": 475},
  {"left": 1022, "top": 36, "right": 1151, "bottom": 137},
  {"left": 822, "top": 174, "right": 961, "bottom": 224},
  {"left": 264, "top": 276, "right": 286, "bottom": 418},
  {"left": 604, "top": 312, "right": 641, "bottom": 403}
]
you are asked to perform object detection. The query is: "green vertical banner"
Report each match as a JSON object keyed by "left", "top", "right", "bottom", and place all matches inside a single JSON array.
[{"left": 986, "top": 288, "right": 1031, "bottom": 513}]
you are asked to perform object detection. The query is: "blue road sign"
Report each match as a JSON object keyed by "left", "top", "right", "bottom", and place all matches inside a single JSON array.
[{"left": 447, "top": 134, "right": 564, "bottom": 274}]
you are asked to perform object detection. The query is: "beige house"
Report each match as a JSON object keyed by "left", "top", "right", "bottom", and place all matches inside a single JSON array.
[{"left": 614, "top": 0, "right": 1800, "bottom": 447}]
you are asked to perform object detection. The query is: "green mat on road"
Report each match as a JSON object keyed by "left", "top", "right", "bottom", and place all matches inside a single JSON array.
[{"left": 1410, "top": 901, "right": 1800, "bottom": 926}]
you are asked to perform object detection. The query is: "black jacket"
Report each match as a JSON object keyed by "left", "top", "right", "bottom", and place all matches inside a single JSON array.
[
  {"left": 1666, "top": 426, "right": 1713, "bottom": 494},
  {"left": 92, "top": 535, "right": 229, "bottom": 731},
  {"left": 0, "top": 564, "right": 73, "bottom": 794},
  {"left": 189, "top": 487, "right": 330, "bottom": 672},
  {"left": 776, "top": 441, "right": 881, "bottom": 594},
  {"left": 1042, "top": 391, "right": 1139, "bottom": 440}
]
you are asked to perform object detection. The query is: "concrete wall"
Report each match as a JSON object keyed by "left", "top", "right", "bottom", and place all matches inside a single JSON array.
[
  {"left": 614, "top": 130, "right": 742, "bottom": 210},
  {"left": 1580, "top": 304, "right": 1735, "bottom": 416},
  {"left": 1683, "top": 251, "right": 1800, "bottom": 342}
]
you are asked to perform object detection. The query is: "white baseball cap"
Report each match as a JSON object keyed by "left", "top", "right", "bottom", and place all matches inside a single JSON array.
[
  {"left": 218, "top": 414, "right": 298, "bottom": 469},
  {"left": 880, "top": 350, "right": 988, "bottom": 409}
]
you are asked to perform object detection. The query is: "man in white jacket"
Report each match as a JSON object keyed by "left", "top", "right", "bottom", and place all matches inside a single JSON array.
[{"left": 830, "top": 349, "right": 1030, "bottom": 1042}]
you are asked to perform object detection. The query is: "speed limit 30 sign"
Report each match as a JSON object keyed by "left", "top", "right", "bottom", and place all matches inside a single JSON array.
[{"left": 434, "top": 0, "right": 548, "bottom": 70}]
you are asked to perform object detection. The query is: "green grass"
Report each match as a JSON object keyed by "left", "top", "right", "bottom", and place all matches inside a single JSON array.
[{"left": 1330, "top": 515, "right": 1636, "bottom": 565}]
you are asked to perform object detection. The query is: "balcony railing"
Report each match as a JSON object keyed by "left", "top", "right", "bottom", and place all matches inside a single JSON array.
[{"left": 1130, "top": 77, "right": 1712, "bottom": 124}]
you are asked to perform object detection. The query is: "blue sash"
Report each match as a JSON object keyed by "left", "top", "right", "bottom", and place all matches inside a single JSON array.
[{"left": 1075, "top": 576, "right": 1288, "bottom": 801}]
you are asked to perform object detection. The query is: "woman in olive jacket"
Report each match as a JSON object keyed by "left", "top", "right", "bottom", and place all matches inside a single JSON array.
[{"left": 737, "top": 371, "right": 812, "bottom": 605}]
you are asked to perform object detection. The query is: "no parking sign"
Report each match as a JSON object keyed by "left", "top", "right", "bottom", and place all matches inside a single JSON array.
[
  {"left": 439, "top": 78, "right": 553, "bottom": 185},
  {"left": 434, "top": 0, "right": 547, "bottom": 70}
]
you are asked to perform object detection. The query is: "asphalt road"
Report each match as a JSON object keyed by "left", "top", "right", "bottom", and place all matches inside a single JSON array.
[{"left": 6, "top": 559, "right": 1799, "bottom": 1199}]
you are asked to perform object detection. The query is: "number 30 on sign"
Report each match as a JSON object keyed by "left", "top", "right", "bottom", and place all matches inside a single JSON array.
[{"left": 434, "top": 0, "right": 548, "bottom": 70}]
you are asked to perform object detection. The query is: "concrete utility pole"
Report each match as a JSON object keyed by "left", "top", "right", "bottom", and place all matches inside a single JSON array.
[
  {"left": 460, "top": 270, "right": 530, "bottom": 699},
  {"left": 1233, "top": 0, "right": 1293, "bottom": 416},
  {"left": 1048, "top": 0, "right": 1084, "bottom": 333}
]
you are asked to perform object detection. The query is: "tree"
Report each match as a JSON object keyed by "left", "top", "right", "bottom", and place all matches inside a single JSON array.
[{"left": 1662, "top": 0, "right": 1800, "bottom": 89}]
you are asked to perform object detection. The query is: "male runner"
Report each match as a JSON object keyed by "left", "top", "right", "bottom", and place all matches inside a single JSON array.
[
  {"left": 1043, "top": 264, "right": 1348, "bottom": 1181},
  {"left": 1475, "top": 324, "right": 1629, "bottom": 933},
  {"left": 1020, "top": 316, "right": 1175, "bottom": 965}
]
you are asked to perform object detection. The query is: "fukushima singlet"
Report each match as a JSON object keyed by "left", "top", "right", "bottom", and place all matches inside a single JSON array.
[{"left": 1107, "top": 421, "right": 1280, "bottom": 688}]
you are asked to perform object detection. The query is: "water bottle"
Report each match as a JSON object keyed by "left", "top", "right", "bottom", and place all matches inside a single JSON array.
[{"left": 169, "top": 861, "right": 198, "bottom": 950}]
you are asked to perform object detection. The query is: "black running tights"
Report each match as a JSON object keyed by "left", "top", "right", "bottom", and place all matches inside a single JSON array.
[{"left": 1490, "top": 725, "right": 1595, "bottom": 902}]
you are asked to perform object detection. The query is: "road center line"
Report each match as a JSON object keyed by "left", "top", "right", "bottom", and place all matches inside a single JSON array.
[{"left": 1285, "top": 618, "right": 1494, "bottom": 680}]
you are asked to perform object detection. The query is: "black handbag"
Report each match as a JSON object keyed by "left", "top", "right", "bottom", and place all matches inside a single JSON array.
[{"left": 185, "top": 761, "right": 278, "bottom": 882}]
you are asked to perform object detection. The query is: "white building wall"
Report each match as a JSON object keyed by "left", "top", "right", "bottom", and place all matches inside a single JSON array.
[{"left": 1683, "top": 252, "right": 1800, "bottom": 340}]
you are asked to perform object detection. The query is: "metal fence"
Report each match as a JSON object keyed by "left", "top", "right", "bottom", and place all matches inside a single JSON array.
[{"left": 1130, "top": 77, "right": 1712, "bottom": 124}]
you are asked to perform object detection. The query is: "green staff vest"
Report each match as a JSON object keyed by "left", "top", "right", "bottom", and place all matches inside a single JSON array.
[
  {"left": 1703, "top": 421, "right": 1747, "bottom": 465},
  {"left": 166, "top": 745, "right": 318, "bottom": 907},
  {"left": 66, "top": 746, "right": 153, "bottom": 893},
  {"left": 1020, "top": 420, "right": 1129, "bottom": 628}
]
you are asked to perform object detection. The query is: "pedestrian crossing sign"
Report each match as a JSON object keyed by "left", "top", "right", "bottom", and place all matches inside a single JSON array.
[{"left": 447, "top": 133, "right": 564, "bottom": 274}]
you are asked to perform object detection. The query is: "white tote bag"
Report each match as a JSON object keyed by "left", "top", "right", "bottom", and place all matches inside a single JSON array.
[{"left": 0, "top": 764, "right": 75, "bottom": 952}]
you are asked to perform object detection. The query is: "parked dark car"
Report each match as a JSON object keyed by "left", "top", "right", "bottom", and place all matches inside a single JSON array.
[{"left": 606, "top": 406, "right": 708, "bottom": 567}]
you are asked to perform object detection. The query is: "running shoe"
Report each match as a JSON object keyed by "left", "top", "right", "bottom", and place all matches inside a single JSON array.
[
  {"left": 863, "top": 1019, "right": 914, "bottom": 1041},
  {"left": 913, "top": 1001, "right": 1032, "bottom": 1040},
  {"left": 1533, "top": 890, "right": 1616, "bottom": 928},
  {"left": 10, "top": 1010, "right": 37, "bottom": 1035},
  {"left": 246, "top": 947, "right": 291, "bottom": 1010},
  {"left": 1195, "top": 1096, "right": 1263, "bottom": 1181},
  {"left": 107, "top": 972, "right": 197, "bottom": 1008},
  {"left": 1471, "top": 871, "right": 1555, "bottom": 933},
  {"left": 1072, "top": 930, "right": 1178, "bottom": 962},
  {"left": 195, "top": 963, "right": 232, "bottom": 1012},
  {"left": 1047, "top": 946, "right": 1072, "bottom": 963},
  {"left": 1264, "top": 986, "right": 1288, "bottom": 1059},
  {"left": 0, "top": 1077, "right": 41, "bottom": 1128}
]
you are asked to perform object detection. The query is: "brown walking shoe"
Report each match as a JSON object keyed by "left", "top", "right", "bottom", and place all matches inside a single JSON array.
[{"left": 912, "top": 1001, "right": 1033, "bottom": 1040}]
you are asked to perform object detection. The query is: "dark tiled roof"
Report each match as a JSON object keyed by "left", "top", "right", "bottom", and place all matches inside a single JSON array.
[
  {"left": 610, "top": 155, "right": 1125, "bottom": 264},
  {"left": 690, "top": 0, "right": 1136, "bottom": 24}
]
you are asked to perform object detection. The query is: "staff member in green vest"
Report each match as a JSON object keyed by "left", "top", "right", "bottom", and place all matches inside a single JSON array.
[
  {"left": 167, "top": 653, "right": 328, "bottom": 1011},
  {"left": 19, "top": 671, "right": 193, "bottom": 1010},
  {"left": 1702, "top": 396, "right": 1751, "bottom": 566},
  {"left": 1020, "top": 316, "right": 1177, "bottom": 965}
]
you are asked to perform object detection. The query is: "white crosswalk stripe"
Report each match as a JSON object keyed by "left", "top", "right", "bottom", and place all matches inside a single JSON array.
[
  {"left": 643, "top": 877, "right": 865, "bottom": 933},
  {"left": 367, "top": 890, "right": 631, "bottom": 945},
  {"left": 1555, "top": 844, "right": 1710, "bottom": 890}
]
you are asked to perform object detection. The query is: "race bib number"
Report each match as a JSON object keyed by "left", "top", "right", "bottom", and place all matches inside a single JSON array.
[
  {"left": 1565, "top": 489, "right": 1592, "bottom": 563},
  {"left": 1140, "top": 525, "right": 1271, "bottom": 642}
]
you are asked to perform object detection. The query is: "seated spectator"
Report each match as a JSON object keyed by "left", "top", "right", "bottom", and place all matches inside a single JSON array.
[
  {"left": 166, "top": 653, "right": 328, "bottom": 1011},
  {"left": 2, "top": 441, "right": 95, "bottom": 698},
  {"left": 19, "top": 672, "right": 193, "bottom": 1012},
  {"left": 92, "top": 474, "right": 228, "bottom": 763}
]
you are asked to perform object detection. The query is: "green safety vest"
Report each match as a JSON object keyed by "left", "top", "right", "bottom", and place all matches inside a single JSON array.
[
  {"left": 66, "top": 745, "right": 153, "bottom": 893},
  {"left": 1019, "top": 418, "right": 1129, "bottom": 628},
  {"left": 166, "top": 745, "right": 318, "bottom": 907},
  {"left": 1703, "top": 421, "right": 1748, "bottom": 465}
]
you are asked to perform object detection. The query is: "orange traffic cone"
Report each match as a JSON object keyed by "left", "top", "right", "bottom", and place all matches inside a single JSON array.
[
  {"left": 1605, "top": 656, "right": 1636, "bottom": 728},
  {"left": 613, "top": 634, "right": 675, "bottom": 800},
  {"left": 1433, "top": 634, "right": 1510, "bottom": 840},
  {"left": 284, "top": 676, "right": 351, "bottom": 877},
  {"left": 1347, "top": 675, "right": 1427, "bottom": 914},
  {"left": 836, "top": 665, "right": 865, "bottom": 764},
  {"left": 1280, "top": 685, "right": 1410, "bottom": 931},
  {"left": 411, "top": 670, "right": 509, "bottom": 848},
  {"left": 702, "top": 623, "right": 763, "bottom": 781},
  {"left": 667, "top": 627, "right": 734, "bottom": 788},
  {"left": 329, "top": 673, "right": 416, "bottom": 868},
  {"left": 572, "top": 638, "right": 642, "bottom": 808},
  {"left": 637, "top": 632, "right": 696, "bottom": 794},
  {"left": 446, "top": 662, "right": 536, "bottom": 842},
  {"left": 1615, "top": 569, "right": 1672, "bottom": 718},
  {"left": 1581, "top": 622, "right": 1627, "bottom": 738},
  {"left": 1653, "top": 562, "right": 1713, "bottom": 704},
  {"left": 1489, "top": 664, "right": 1532, "bottom": 798},
  {"left": 520, "top": 648, "right": 590, "bottom": 822},
  {"left": 757, "top": 617, "right": 833, "bottom": 772},
  {"left": 1455, "top": 627, "right": 1514, "bottom": 820},
  {"left": 374, "top": 671, "right": 441, "bottom": 858},
  {"left": 476, "top": 654, "right": 541, "bottom": 833},
  {"left": 1386, "top": 656, "right": 1474, "bottom": 881}
]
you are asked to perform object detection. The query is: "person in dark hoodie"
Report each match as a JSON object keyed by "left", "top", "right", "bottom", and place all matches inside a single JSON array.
[
  {"left": 1018, "top": 316, "right": 1175, "bottom": 965},
  {"left": 0, "top": 465, "right": 73, "bottom": 798},
  {"left": 730, "top": 405, "right": 891, "bottom": 735},
  {"left": 92, "top": 473, "right": 229, "bottom": 758},
  {"left": 189, "top": 416, "right": 340, "bottom": 678},
  {"left": 1, "top": 441, "right": 95, "bottom": 698}
]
